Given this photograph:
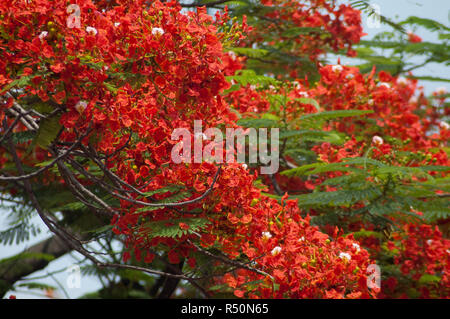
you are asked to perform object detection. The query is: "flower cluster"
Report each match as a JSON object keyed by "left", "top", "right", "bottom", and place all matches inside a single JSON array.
[
  {"left": 248, "top": 0, "right": 364, "bottom": 60},
  {"left": 382, "top": 224, "right": 450, "bottom": 298}
]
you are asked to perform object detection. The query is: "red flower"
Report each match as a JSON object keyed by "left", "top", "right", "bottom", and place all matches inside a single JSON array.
[{"left": 408, "top": 32, "right": 422, "bottom": 43}]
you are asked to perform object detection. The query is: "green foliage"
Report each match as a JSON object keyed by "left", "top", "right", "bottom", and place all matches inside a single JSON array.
[
  {"left": 226, "top": 70, "right": 280, "bottom": 87},
  {"left": 0, "top": 222, "right": 41, "bottom": 245},
  {"left": 10, "top": 130, "right": 36, "bottom": 144},
  {"left": 350, "top": 0, "right": 406, "bottom": 33},
  {"left": 279, "top": 157, "right": 450, "bottom": 227},
  {"left": 0, "top": 252, "right": 55, "bottom": 264},
  {"left": 139, "top": 217, "right": 211, "bottom": 239},
  {"left": 236, "top": 117, "right": 278, "bottom": 128},
  {"left": 281, "top": 27, "right": 328, "bottom": 38},
  {"left": 400, "top": 16, "right": 450, "bottom": 33},
  {"left": 35, "top": 115, "right": 61, "bottom": 149},
  {"left": 0, "top": 75, "right": 32, "bottom": 93},
  {"left": 299, "top": 110, "right": 374, "bottom": 122},
  {"left": 352, "top": 13, "right": 450, "bottom": 76},
  {"left": 16, "top": 282, "right": 56, "bottom": 291},
  {"left": 227, "top": 47, "right": 269, "bottom": 58}
]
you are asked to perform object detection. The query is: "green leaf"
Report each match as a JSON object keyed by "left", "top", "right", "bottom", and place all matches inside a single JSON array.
[
  {"left": 0, "top": 223, "right": 41, "bottom": 245},
  {"left": 133, "top": 205, "right": 162, "bottom": 214},
  {"left": 10, "top": 130, "right": 36, "bottom": 144},
  {"left": 237, "top": 117, "right": 278, "bottom": 128},
  {"left": 400, "top": 16, "right": 450, "bottom": 32},
  {"left": 228, "top": 47, "right": 269, "bottom": 58},
  {"left": 406, "top": 75, "right": 450, "bottom": 83},
  {"left": 226, "top": 70, "right": 280, "bottom": 86},
  {"left": 17, "top": 282, "right": 57, "bottom": 291},
  {"left": 1, "top": 75, "right": 32, "bottom": 93},
  {"left": 300, "top": 110, "right": 374, "bottom": 122},
  {"left": 82, "top": 224, "right": 113, "bottom": 235},
  {"left": 137, "top": 185, "right": 186, "bottom": 198},
  {"left": 418, "top": 274, "right": 441, "bottom": 285},
  {"left": 35, "top": 116, "right": 61, "bottom": 149},
  {"left": 104, "top": 82, "right": 118, "bottom": 94},
  {"left": 294, "top": 97, "right": 320, "bottom": 112},
  {"left": 350, "top": 1, "right": 406, "bottom": 33},
  {"left": 352, "top": 230, "right": 384, "bottom": 240},
  {"left": 281, "top": 162, "right": 363, "bottom": 177},
  {"left": 139, "top": 217, "right": 211, "bottom": 239},
  {"left": 0, "top": 252, "right": 54, "bottom": 264},
  {"left": 289, "top": 188, "right": 382, "bottom": 207},
  {"left": 281, "top": 27, "right": 327, "bottom": 38},
  {"left": 419, "top": 166, "right": 450, "bottom": 172}
]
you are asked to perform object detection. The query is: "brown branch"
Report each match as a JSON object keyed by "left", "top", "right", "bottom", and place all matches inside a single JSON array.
[
  {"left": 0, "top": 127, "right": 91, "bottom": 182},
  {"left": 187, "top": 239, "right": 272, "bottom": 279},
  {"left": 269, "top": 174, "right": 283, "bottom": 196},
  {"left": 180, "top": 0, "right": 233, "bottom": 8}
]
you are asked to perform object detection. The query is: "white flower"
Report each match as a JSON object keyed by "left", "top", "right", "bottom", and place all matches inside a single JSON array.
[
  {"left": 194, "top": 132, "right": 207, "bottom": 140},
  {"left": 253, "top": 107, "right": 258, "bottom": 112},
  {"left": 447, "top": 249, "right": 450, "bottom": 255},
  {"left": 262, "top": 232, "right": 272, "bottom": 240},
  {"left": 339, "top": 252, "right": 351, "bottom": 261},
  {"left": 86, "top": 26, "right": 98, "bottom": 35},
  {"left": 250, "top": 85, "right": 257, "bottom": 90},
  {"left": 372, "top": 135, "right": 383, "bottom": 145},
  {"left": 298, "top": 236, "right": 305, "bottom": 242},
  {"left": 75, "top": 100, "right": 88, "bottom": 114},
  {"left": 292, "top": 81, "right": 301, "bottom": 89},
  {"left": 269, "top": 85, "right": 275, "bottom": 90},
  {"left": 271, "top": 246, "right": 282, "bottom": 256},
  {"left": 242, "top": 163, "right": 248, "bottom": 170},
  {"left": 228, "top": 51, "right": 237, "bottom": 61},
  {"left": 426, "top": 239, "right": 433, "bottom": 245},
  {"left": 439, "top": 121, "right": 449, "bottom": 130},
  {"left": 114, "top": 22, "right": 121, "bottom": 27},
  {"left": 298, "top": 91, "right": 309, "bottom": 98},
  {"left": 378, "top": 82, "right": 391, "bottom": 89},
  {"left": 368, "top": 99, "right": 374, "bottom": 106},
  {"left": 352, "top": 243, "right": 360, "bottom": 252},
  {"left": 397, "top": 77, "right": 408, "bottom": 85},
  {"left": 409, "top": 96, "right": 418, "bottom": 104},
  {"left": 152, "top": 27, "right": 165, "bottom": 36},
  {"left": 346, "top": 73, "right": 354, "bottom": 80},
  {"left": 38, "top": 31, "right": 48, "bottom": 40},
  {"left": 435, "top": 86, "right": 447, "bottom": 95},
  {"left": 331, "top": 65, "right": 343, "bottom": 73}
]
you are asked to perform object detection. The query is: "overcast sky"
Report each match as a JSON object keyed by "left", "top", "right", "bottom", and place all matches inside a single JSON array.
[{"left": 338, "top": 0, "right": 449, "bottom": 93}]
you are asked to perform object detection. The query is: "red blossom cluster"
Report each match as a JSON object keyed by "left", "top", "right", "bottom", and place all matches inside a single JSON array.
[
  {"left": 223, "top": 63, "right": 449, "bottom": 298},
  {"left": 0, "top": 0, "right": 377, "bottom": 298},
  {"left": 248, "top": 0, "right": 364, "bottom": 60},
  {"left": 382, "top": 224, "right": 450, "bottom": 298}
]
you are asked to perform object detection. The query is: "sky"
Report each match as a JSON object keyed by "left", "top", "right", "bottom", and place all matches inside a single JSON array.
[
  {"left": 336, "top": 0, "right": 450, "bottom": 94},
  {"left": 1, "top": 0, "right": 449, "bottom": 299}
]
